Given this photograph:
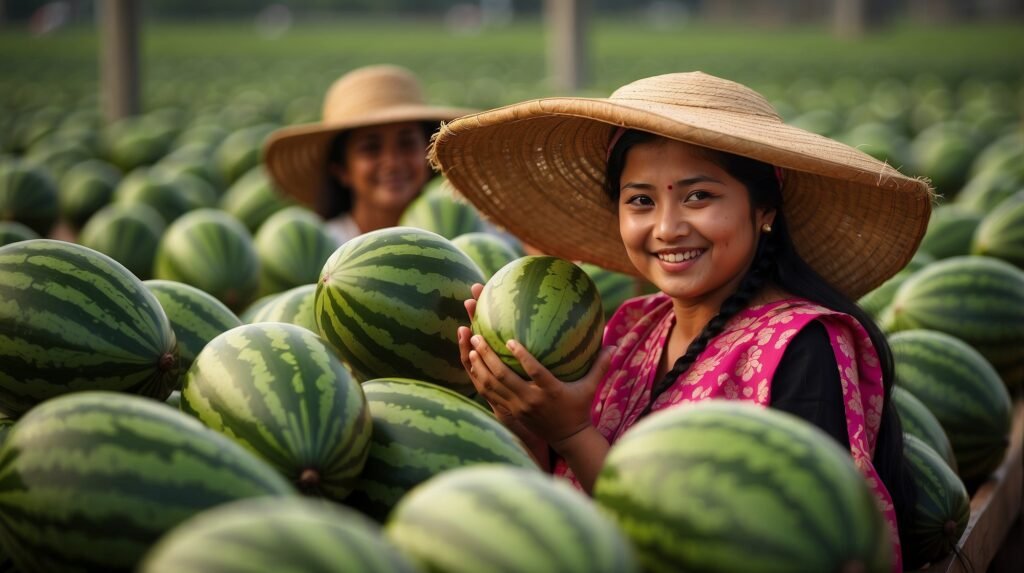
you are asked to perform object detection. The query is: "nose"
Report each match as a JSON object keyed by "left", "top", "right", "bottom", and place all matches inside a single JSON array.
[{"left": 654, "top": 203, "right": 690, "bottom": 241}]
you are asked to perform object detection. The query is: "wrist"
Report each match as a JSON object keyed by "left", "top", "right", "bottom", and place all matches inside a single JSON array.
[{"left": 550, "top": 424, "right": 597, "bottom": 457}]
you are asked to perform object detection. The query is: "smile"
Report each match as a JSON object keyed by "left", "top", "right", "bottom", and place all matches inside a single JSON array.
[{"left": 656, "top": 249, "right": 704, "bottom": 263}]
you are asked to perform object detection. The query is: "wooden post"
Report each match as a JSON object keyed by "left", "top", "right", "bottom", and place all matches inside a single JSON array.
[
  {"left": 833, "top": 0, "right": 866, "bottom": 38},
  {"left": 99, "top": 0, "right": 140, "bottom": 122},
  {"left": 545, "top": 0, "right": 588, "bottom": 93}
]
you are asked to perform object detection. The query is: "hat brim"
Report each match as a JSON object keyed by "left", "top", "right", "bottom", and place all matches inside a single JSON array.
[
  {"left": 264, "top": 104, "right": 477, "bottom": 209},
  {"left": 430, "top": 97, "right": 934, "bottom": 299}
]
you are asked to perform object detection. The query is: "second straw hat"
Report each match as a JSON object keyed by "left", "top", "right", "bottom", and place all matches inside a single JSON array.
[
  {"left": 264, "top": 65, "right": 476, "bottom": 207},
  {"left": 429, "top": 71, "right": 933, "bottom": 299}
]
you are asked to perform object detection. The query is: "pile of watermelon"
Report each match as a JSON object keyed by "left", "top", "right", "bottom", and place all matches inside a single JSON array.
[{"left": 2, "top": 71, "right": 1023, "bottom": 573}]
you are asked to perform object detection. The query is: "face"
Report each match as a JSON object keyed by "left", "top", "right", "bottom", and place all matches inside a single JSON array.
[
  {"left": 332, "top": 121, "right": 430, "bottom": 212},
  {"left": 617, "top": 138, "right": 774, "bottom": 306}
]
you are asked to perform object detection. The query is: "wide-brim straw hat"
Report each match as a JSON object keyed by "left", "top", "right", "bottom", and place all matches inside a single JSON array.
[
  {"left": 429, "top": 71, "right": 933, "bottom": 299},
  {"left": 264, "top": 64, "right": 476, "bottom": 207}
]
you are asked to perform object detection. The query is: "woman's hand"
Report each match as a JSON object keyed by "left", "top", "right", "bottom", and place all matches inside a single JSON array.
[{"left": 458, "top": 283, "right": 615, "bottom": 448}]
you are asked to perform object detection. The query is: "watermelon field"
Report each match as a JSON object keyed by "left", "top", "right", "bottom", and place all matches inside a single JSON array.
[{"left": 2, "top": 16, "right": 1024, "bottom": 573}]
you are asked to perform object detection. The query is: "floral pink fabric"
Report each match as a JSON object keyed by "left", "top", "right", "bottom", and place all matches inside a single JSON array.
[{"left": 554, "top": 292, "right": 901, "bottom": 571}]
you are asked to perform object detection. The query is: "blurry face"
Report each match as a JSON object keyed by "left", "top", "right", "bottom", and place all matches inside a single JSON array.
[
  {"left": 333, "top": 121, "right": 429, "bottom": 212},
  {"left": 617, "top": 138, "right": 774, "bottom": 305}
]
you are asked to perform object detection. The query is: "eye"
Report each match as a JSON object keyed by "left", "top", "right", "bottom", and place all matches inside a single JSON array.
[
  {"left": 624, "top": 194, "right": 654, "bottom": 207},
  {"left": 685, "top": 190, "right": 713, "bottom": 202}
]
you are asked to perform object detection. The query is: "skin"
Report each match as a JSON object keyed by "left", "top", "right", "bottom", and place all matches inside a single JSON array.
[
  {"left": 329, "top": 121, "right": 429, "bottom": 233},
  {"left": 459, "top": 136, "right": 776, "bottom": 492}
]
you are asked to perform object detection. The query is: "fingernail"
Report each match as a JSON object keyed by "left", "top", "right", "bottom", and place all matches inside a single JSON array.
[
  {"left": 505, "top": 340, "right": 516, "bottom": 351},
  {"left": 470, "top": 335, "right": 482, "bottom": 347}
]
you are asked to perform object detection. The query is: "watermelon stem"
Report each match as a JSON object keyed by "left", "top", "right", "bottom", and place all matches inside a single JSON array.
[
  {"left": 299, "top": 468, "right": 320, "bottom": 489},
  {"left": 839, "top": 561, "right": 866, "bottom": 573},
  {"left": 159, "top": 352, "right": 177, "bottom": 371}
]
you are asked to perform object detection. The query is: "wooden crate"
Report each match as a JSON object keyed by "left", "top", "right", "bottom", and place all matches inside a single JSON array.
[{"left": 922, "top": 401, "right": 1024, "bottom": 573}]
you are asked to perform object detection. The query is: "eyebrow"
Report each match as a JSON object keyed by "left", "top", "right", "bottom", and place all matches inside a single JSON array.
[{"left": 620, "top": 175, "right": 724, "bottom": 191}]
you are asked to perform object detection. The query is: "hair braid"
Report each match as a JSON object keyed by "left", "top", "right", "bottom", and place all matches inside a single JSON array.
[{"left": 641, "top": 235, "right": 778, "bottom": 416}]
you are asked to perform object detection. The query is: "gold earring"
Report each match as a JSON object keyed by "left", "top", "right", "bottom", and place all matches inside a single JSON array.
[{"left": 762, "top": 223, "right": 772, "bottom": 233}]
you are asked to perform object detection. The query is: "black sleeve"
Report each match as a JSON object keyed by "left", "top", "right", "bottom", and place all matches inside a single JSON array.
[{"left": 770, "top": 320, "right": 850, "bottom": 450}]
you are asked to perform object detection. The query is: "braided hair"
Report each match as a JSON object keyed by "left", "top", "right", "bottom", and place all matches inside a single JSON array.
[{"left": 605, "top": 129, "right": 915, "bottom": 542}]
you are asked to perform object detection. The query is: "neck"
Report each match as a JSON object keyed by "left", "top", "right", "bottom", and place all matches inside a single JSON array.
[{"left": 349, "top": 201, "right": 403, "bottom": 234}]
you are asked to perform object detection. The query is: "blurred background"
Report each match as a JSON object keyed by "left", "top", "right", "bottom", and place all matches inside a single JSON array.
[{"left": 1, "top": 0, "right": 1023, "bottom": 204}]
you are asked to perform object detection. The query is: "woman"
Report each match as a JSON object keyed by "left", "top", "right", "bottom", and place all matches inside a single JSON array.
[
  {"left": 429, "top": 71, "right": 933, "bottom": 570},
  {"left": 264, "top": 64, "right": 475, "bottom": 243}
]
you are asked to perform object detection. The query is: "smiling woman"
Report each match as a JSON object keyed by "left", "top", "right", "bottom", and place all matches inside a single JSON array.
[
  {"left": 263, "top": 65, "right": 475, "bottom": 244},
  {"left": 429, "top": 71, "right": 935, "bottom": 572}
]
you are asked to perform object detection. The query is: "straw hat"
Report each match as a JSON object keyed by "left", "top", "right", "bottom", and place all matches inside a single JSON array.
[
  {"left": 264, "top": 64, "right": 476, "bottom": 208},
  {"left": 429, "top": 71, "right": 933, "bottom": 299}
]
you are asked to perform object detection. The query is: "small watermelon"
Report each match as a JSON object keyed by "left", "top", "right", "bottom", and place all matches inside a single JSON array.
[
  {"left": 249, "top": 283, "right": 317, "bottom": 332},
  {"left": 78, "top": 202, "right": 166, "bottom": 280},
  {"left": 451, "top": 231, "right": 518, "bottom": 280},
  {"left": 144, "top": 279, "right": 243, "bottom": 374},
  {"left": 0, "top": 159, "right": 59, "bottom": 236},
  {"left": 399, "top": 191, "right": 485, "bottom": 239},
  {"left": 901, "top": 434, "right": 970, "bottom": 571},
  {"left": 253, "top": 206, "right": 338, "bottom": 297}
]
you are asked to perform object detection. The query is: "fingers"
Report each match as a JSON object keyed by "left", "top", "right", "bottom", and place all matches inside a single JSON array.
[
  {"left": 469, "top": 335, "right": 529, "bottom": 390},
  {"left": 471, "top": 283, "right": 484, "bottom": 299},
  {"left": 505, "top": 339, "right": 558, "bottom": 388},
  {"left": 464, "top": 298, "right": 477, "bottom": 320},
  {"left": 457, "top": 326, "right": 475, "bottom": 372},
  {"left": 468, "top": 349, "right": 516, "bottom": 405}
]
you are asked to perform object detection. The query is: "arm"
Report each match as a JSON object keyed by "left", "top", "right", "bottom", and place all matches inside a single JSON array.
[{"left": 770, "top": 320, "right": 850, "bottom": 449}]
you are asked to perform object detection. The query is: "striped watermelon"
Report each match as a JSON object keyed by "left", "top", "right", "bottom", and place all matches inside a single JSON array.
[
  {"left": 160, "top": 168, "right": 218, "bottom": 210},
  {"left": 581, "top": 262, "right": 657, "bottom": 320},
  {"left": 0, "top": 240, "right": 179, "bottom": 415},
  {"left": 316, "top": 227, "right": 485, "bottom": 393},
  {"left": 0, "top": 221, "right": 38, "bottom": 247},
  {"left": 113, "top": 168, "right": 193, "bottom": 224},
  {"left": 345, "top": 378, "right": 537, "bottom": 521},
  {"left": 58, "top": 158, "right": 121, "bottom": 229},
  {"left": 890, "top": 329, "right": 1012, "bottom": 485},
  {"left": 972, "top": 199, "right": 1024, "bottom": 269},
  {"left": 916, "top": 205, "right": 984, "bottom": 260},
  {"left": 154, "top": 208, "right": 260, "bottom": 312},
  {"left": 0, "top": 160, "right": 59, "bottom": 236},
  {"left": 79, "top": 202, "right": 166, "bottom": 280},
  {"left": 215, "top": 124, "right": 276, "bottom": 186},
  {"left": 0, "top": 417, "right": 11, "bottom": 446},
  {"left": 858, "top": 252, "right": 933, "bottom": 322},
  {"left": 144, "top": 279, "right": 243, "bottom": 373},
  {"left": 166, "top": 389, "right": 181, "bottom": 409},
  {"left": 250, "top": 283, "right": 317, "bottom": 332},
  {"left": 399, "top": 191, "right": 484, "bottom": 239},
  {"left": 182, "top": 323, "right": 371, "bottom": 500},
  {"left": 955, "top": 169, "right": 1023, "bottom": 214},
  {"left": 239, "top": 291, "right": 278, "bottom": 323},
  {"left": 883, "top": 255, "right": 1024, "bottom": 387},
  {"left": 387, "top": 465, "right": 637, "bottom": 573},
  {"left": 901, "top": 434, "right": 970, "bottom": 571},
  {"left": 253, "top": 206, "right": 339, "bottom": 297},
  {"left": 140, "top": 497, "right": 417, "bottom": 573},
  {"left": 594, "top": 401, "right": 891, "bottom": 573},
  {"left": 892, "top": 386, "right": 956, "bottom": 471},
  {"left": 451, "top": 232, "right": 519, "bottom": 280},
  {"left": 220, "top": 166, "right": 293, "bottom": 233},
  {"left": 473, "top": 256, "right": 603, "bottom": 381},
  {"left": 0, "top": 392, "right": 294, "bottom": 573}
]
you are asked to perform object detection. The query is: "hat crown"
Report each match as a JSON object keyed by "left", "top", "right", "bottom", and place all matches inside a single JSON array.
[
  {"left": 610, "top": 71, "right": 780, "bottom": 120},
  {"left": 322, "top": 65, "right": 427, "bottom": 124}
]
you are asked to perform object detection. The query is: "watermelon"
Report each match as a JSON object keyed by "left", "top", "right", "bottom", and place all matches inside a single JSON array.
[
  {"left": 473, "top": 256, "right": 603, "bottom": 381},
  {"left": 345, "top": 378, "right": 537, "bottom": 521},
  {"left": 0, "top": 160, "right": 59, "bottom": 236},
  {"left": 892, "top": 386, "right": 956, "bottom": 471},
  {"left": 593, "top": 401, "right": 891, "bottom": 573},
  {"left": 182, "top": 323, "right": 371, "bottom": 500},
  {"left": 387, "top": 465, "right": 637, "bottom": 573},
  {"left": 253, "top": 206, "right": 339, "bottom": 297},
  {"left": 890, "top": 329, "right": 1012, "bottom": 485},
  {"left": 901, "top": 434, "right": 970, "bottom": 571},
  {"left": 910, "top": 122, "right": 977, "bottom": 198},
  {"left": 23, "top": 138, "right": 92, "bottom": 182},
  {"left": 581, "top": 262, "right": 656, "bottom": 320},
  {"left": 883, "top": 256, "right": 1024, "bottom": 387},
  {"left": 316, "top": 227, "right": 485, "bottom": 393},
  {"left": 58, "top": 158, "right": 121, "bottom": 229},
  {"left": 858, "top": 252, "right": 934, "bottom": 322},
  {"left": 451, "top": 232, "right": 519, "bottom": 280},
  {"left": 0, "top": 392, "right": 294, "bottom": 573},
  {"left": 140, "top": 497, "right": 417, "bottom": 573},
  {"left": 972, "top": 199, "right": 1024, "bottom": 269},
  {"left": 154, "top": 208, "right": 260, "bottom": 312},
  {"left": 159, "top": 168, "right": 218, "bottom": 210},
  {"left": 238, "top": 292, "right": 278, "bottom": 323},
  {"left": 955, "top": 169, "right": 1023, "bottom": 214},
  {"left": 215, "top": 123, "right": 276, "bottom": 186},
  {"left": 220, "top": 165, "right": 293, "bottom": 233},
  {"left": 113, "top": 168, "right": 193, "bottom": 225},
  {"left": 78, "top": 202, "right": 166, "bottom": 280},
  {"left": 0, "top": 221, "right": 38, "bottom": 247},
  {"left": 0, "top": 417, "right": 11, "bottom": 446},
  {"left": 916, "top": 205, "right": 984, "bottom": 260},
  {"left": 250, "top": 283, "right": 317, "bottom": 332},
  {"left": 0, "top": 240, "right": 179, "bottom": 416},
  {"left": 399, "top": 191, "right": 485, "bottom": 239},
  {"left": 144, "top": 279, "right": 242, "bottom": 374}
]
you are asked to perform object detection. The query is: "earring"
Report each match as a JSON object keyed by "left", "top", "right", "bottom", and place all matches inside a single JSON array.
[{"left": 761, "top": 223, "right": 772, "bottom": 233}]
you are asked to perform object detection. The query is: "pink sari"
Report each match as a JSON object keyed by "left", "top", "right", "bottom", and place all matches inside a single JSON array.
[{"left": 554, "top": 293, "right": 901, "bottom": 571}]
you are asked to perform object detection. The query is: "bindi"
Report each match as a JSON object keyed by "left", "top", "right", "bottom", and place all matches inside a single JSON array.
[{"left": 667, "top": 184, "right": 673, "bottom": 190}]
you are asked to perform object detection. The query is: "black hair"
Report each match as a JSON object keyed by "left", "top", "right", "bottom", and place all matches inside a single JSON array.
[
  {"left": 605, "top": 129, "right": 914, "bottom": 544},
  {"left": 319, "top": 121, "right": 437, "bottom": 220}
]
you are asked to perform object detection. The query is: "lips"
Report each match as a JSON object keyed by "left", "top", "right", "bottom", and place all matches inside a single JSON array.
[{"left": 656, "top": 248, "right": 705, "bottom": 263}]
